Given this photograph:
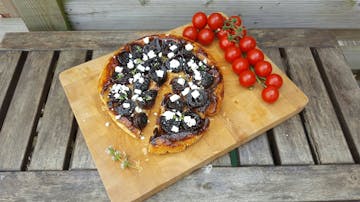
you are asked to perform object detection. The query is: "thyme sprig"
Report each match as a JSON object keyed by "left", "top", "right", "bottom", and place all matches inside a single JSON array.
[{"left": 105, "top": 146, "right": 142, "bottom": 171}]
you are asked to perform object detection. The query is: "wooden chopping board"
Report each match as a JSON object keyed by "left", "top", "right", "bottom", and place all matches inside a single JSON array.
[{"left": 60, "top": 21, "right": 308, "bottom": 201}]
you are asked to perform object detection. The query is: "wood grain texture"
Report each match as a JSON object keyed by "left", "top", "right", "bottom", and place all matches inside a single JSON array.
[
  {"left": 2, "top": 165, "right": 359, "bottom": 201},
  {"left": 262, "top": 48, "right": 314, "bottom": 165},
  {"left": 0, "top": 18, "right": 28, "bottom": 42},
  {"left": 0, "top": 50, "right": 21, "bottom": 118},
  {"left": 285, "top": 47, "right": 353, "bottom": 164},
  {"left": 70, "top": 130, "right": 96, "bottom": 169},
  {"left": 59, "top": 20, "right": 308, "bottom": 201},
  {"left": 238, "top": 134, "right": 274, "bottom": 166},
  {"left": 0, "top": 51, "right": 53, "bottom": 171},
  {"left": 316, "top": 47, "right": 360, "bottom": 160},
  {"left": 0, "top": 29, "right": 338, "bottom": 50},
  {"left": 0, "top": 170, "right": 109, "bottom": 201},
  {"left": 28, "top": 50, "right": 87, "bottom": 170},
  {"left": 149, "top": 165, "right": 360, "bottom": 201},
  {"left": 64, "top": 0, "right": 360, "bottom": 29},
  {"left": 11, "top": 0, "right": 68, "bottom": 31}
]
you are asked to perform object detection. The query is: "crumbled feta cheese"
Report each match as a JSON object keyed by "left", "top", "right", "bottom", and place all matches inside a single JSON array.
[
  {"left": 145, "top": 66, "right": 150, "bottom": 71},
  {"left": 191, "top": 90, "right": 200, "bottom": 99},
  {"left": 169, "top": 59, "right": 180, "bottom": 69},
  {"left": 177, "top": 77, "right": 185, "bottom": 85},
  {"left": 127, "top": 60, "right": 134, "bottom": 69},
  {"left": 143, "top": 37, "right": 150, "bottom": 44},
  {"left": 185, "top": 43, "right": 193, "bottom": 51},
  {"left": 184, "top": 116, "right": 196, "bottom": 127},
  {"left": 137, "top": 97, "right": 144, "bottom": 102},
  {"left": 162, "top": 111, "right": 175, "bottom": 120},
  {"left": 156, "top": 70, "right": 164, "bottom": 78},
  {"left": 187, "top": 59, "right": 198, "bottom": 71},
  {"left": 158, "top": 52, "right": 163, "bottom": 57},
  {"left": 194, "top": 70, "right": 202, "bottom": 80},
  {"left": 131, "top": 94, "right": 139, "bottom": 101},
  {"left": 133, "top": 73, "right": 142, "bottom": 82},
  {"left": 138, "top": 77, "right": 145, "bottom": 84},
  {"left": 135, "top": 106, "right": 142, "bottom": 113},
  {"left": 171, "top": 125, "right": 179, "bottom": 133},
  {"left": 167, "top": 52, "right": 175, "bottom": 58},
  {"left": 134, "top": 58, "right": 142, "bottom": 64},
  {"left": 137, "top": 64, "right": 146, "bottom": 72},
  {"left": 129, "top": 54, "right": 132, "bottom": 58},
  {"left": 147, "top": 50, "right": 156, "bottom": 59},
  {"left": 189, "top": 82, "right": 199, "bottom": 90},
  {"left": 115, "top": 66, "right": 123, "bottom": 73},
  {"left": 170, "top": 45, "right": 178, "bottom": 51},
  {"left": 142, "top": 54, "right": 148, "bottom": 61},
  {"left": 181, "top": 87, "right": 190, "bottom": 96},
  {"left": 114, "top": 93, "right": 120, "bottom": 99},
  {"left": 123, "top": 102, "right": 130, "bottom": 108},
  {"left": 169, "top": 94, "right": 181, "bottom": 102},
  {"left": 203, "top": 59, "right": 207, "bottom": 64},
  {"left": 128, "top": 78, "right": 133, "bottom": 84},
  {"left": 134, "top": 89, "right": 142, "bottom": 95}
]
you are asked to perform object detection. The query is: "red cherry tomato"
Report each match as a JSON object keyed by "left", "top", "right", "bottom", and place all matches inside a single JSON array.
[
  {"left": 229, "top": 16, "right": 242, "bottom": 26},
  {"left": 239, "top": 36, "right": 256, "bottom": 52},
  {"left": 216, "top": 29, "right": 229, "bottom": 39},
  {"left": 225, "top": 46, "right": 242, "bottom": 63},
  {"left": 262, "top": 86, "right": 279, "bottom": 103},
  {"left": 219, "top": 37, "right": 235, "bottom": 50},
  {"left": 198, "top": 28, "right": 215, "bottom": 45},
  {"left": 182, "top": 26, "right": 198, "bottom": 41},
  {"left": 208, "top": 13, "right": 224, "bottom": 30},
  {"left": 232, "top": 58, "right": 249, "bottom": 75},
  {"left": 265, "top": 74, "right": 283, "bottom": 89},
  {"left": 239, "top": 70, "right": 256, "bottom": 87},
  {"left": 246, "top": 48, "right": 264, "bottom": 65},
  {"left": 192, "top": 12, "right": 207, "bottom": 29},
  {"left": 254, "top": 61, "right": 272, "bottom": 77}
]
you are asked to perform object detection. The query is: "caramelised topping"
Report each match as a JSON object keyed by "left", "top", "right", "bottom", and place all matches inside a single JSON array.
[{"left": 104, "top": 35, "right": 221, "bottom": 134}]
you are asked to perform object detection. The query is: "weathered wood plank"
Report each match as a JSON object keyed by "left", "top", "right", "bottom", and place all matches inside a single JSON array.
[
  {"left": 1, "top": 165, "right": 359, "bottom": 201},
  {"left": 316, "top": 47, "right": 360, "bottom": 161},
  {"left": 28, "top": 50, "right": 87, "bottom": 170},
  {"left": 0, "top": 51, "right": 53, "bottom": 170},
  {"left": 0, "top": 50, "right": 21, "bottom": 125},
  {"left": 262, "top": 48, "right": 314, "bottom": 165},
  {"left": 64, "top": 0, "right": 360, "bottom": 30},
  {"left": 70, "top": 130, "right": 96, "bottom": 169},
  {"left": 285, "top": 47, "right": 353, "bottom": 164},
  {"left": 11, "top": 0, "right": 69, "bottom": 31},
  {"left": 210, "top": 154, "right": 231, "bottom": 167},
  {"left": 0, "top": 170, "right": 109, "bottom": 201},
  {"left": 238, "top": 134, "right": 274, "bottom": 166},
  {"left": 0, "top": 18, "right": 28, "bottom": 42},
  {"left": 0, "top": 29, "right": 339, "bottom": 50}
]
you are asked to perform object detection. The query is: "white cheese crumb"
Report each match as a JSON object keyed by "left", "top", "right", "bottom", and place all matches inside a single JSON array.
[
  {"left": 134, "top": 89, "right": 142, "bottom": 95},
  {"left": 137, "top": 97, "right": 144, "bottom": 102},
  {"left": 171, "top": 125, "right": 179, "bottom": 133},
  {"left": 184, "top": 116, "right": 197, "bottom": 127},
  {"left": 189, "top": 82, "right": 199, "bottom": 90},
  {"left": 169, "top": 94, "right": 181, "bottom": 102},
  {"left": 194, "top": 70, "right": 202, "bottom": 80},
  {"left": 114, "top": 93, "right": 120, "bottom": 99},
  {"left": 128, "top": 78, "right": 133, "bottom": 84},
  {"left": 142, "top": 54, "right": 148, "bottom": 61},
  {"left": 147, "top": 50, "right": 156, "bottom": 59},
  {"left": 177, "top": 77, "right": 185, "bottom": 85},
  {"left": 137, "top": 64, "right": 146, "bottom": 72},
  {"left": 138, "top": 77, "right": 144, "bottom": 84},
  {"left": 133, "top": 73, "right": 142, "bottom": 82},
  {"left": 162, "top": 111, "right": 175, "bottom": 120},
  {"left": 167, "top": 52, "right": 175, "bottom": 59},
  {"left": 127, "top": 60, "right": 134, "bottom": 69},
  {"left": 191, "top": 90, "right": 200, "bottom": 99},
  {"left": 185, "top": 43, "right": 193, "bottom": 51},
  {"left": 181, "top": 87, "right": 190, "bottom": 96},
  {"left": 158, "top": 52, "right": 163, "bottom": 57},
  {"left": 123, "top": 102, "right": 130, "bottom": 109},
  {"left": 105, "top": 122, "right": 110, "bottom": 127},
  {"left": 155, "top": 70, "right": 164, "bottom": 78},
  {"left": 145, "top": 66, "right": 150, "bottom": 71},
  {"left": 187, "top": 59, "right": 198, "bottom": 71},
  {"left": 169, "top": 59, "right": 180, "bottom": 69},
  {"left": 115, "top": 66, "right": 123, "bottom": 73},
  {"left": 135, "top": 106, "right": 142, "bottom": 113},
  {"left": 129, "top": 53, "right": 132, "bottom": 58},
  {"left": 169, "top": 45, "right": 178, "bottom": 51},
  {"left": 131, "top": 94, "right": 139, "bottom": 101},
  {"left": 143, "top": 37, "right": 150, "bottom": 44},
  {"left": 203, "top": 59, "right": 207, "bottom": 64}
]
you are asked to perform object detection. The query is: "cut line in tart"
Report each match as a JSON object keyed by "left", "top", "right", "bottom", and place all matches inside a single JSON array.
[{"left": 98, "top": 34, "right": 224, "bottom": 154}]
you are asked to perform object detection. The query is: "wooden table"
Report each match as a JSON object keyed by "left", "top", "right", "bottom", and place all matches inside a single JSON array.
[{"left": 0, "top": 29, "right": 359, "bottom": 201}]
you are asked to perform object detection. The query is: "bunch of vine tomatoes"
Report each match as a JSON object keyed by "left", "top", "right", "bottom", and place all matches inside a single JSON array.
[{"left": 183, "top": 12, "right": 283, "bottom": 103}]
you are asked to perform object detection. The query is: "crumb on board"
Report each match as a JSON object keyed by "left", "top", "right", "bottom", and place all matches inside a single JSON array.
[{"left": 105, "top": 122, "right": 110, "bottom": 127}]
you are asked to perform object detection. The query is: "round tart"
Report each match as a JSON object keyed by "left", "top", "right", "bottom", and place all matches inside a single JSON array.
[{"left": 98, "top": 34, "right": 224, "bottom": 154}]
